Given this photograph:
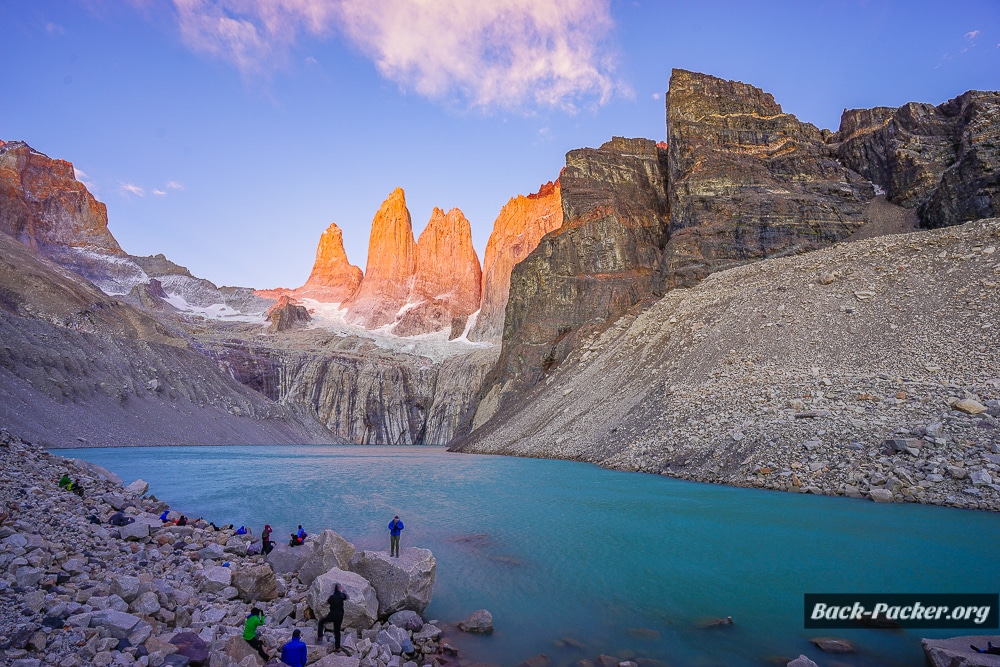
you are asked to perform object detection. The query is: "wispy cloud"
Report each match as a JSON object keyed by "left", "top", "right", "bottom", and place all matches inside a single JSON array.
[
  {"left": 120, "top": 182, "right": 146, "bottom": 197},
  {"left": 166, "top": 180, "right": 185, "bottom": 190},
  {"left": 168, "top": 0, "right": 621, "bottom": 110},
  {"left": 937, "top": 29, "right": 984, "bottom": 67},
  {"left": 152, "top": 189, "right": 167, "bottom": 196}
]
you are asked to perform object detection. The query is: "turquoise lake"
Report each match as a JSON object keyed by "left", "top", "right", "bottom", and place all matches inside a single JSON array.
[{"left": 61, "top": 445, "right": 1000, "bottom": 667}]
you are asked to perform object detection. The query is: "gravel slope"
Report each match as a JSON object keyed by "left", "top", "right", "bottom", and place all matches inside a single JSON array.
[{"left": 455, "top": 218, "right": 1000, "bottom": 511}]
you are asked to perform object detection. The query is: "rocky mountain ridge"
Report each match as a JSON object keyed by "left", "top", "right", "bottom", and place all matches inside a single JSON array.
[
  {"left": 1, "top": 69, "right": 998, "bottom": 473},
  {"left": 0, "top": 231, "right": 336, "bottom": 447},
  {"left": 469, "top": 69, "right": 1000, "bottom": 433}
]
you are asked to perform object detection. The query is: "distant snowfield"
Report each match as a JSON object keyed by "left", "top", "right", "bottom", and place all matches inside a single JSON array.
[
  {"left": 299, "top": 299, "right": 493, "bottom": 363},
  {"left": 162, "top": 293, "right": 266, "bottom": 324}
]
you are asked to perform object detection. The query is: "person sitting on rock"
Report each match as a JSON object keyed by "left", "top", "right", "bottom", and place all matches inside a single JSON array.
[
  {"left": 69, "top": 479, "right": 84, "bottom": 497},
  {"left": 280, "top": 628, "right": 307, "bottom": 667},
  {"left": 243, "top": 608, "right": 270, "bottom": 662},
  {"left": 159, "top": 510, "right": 170, "bottom": 523},
  {"left": 109, "top": 511, "right": 134, "bottom": 526},
  {"left": 176, "top": 515, "right": 188, "bottom": 526},
  {"left": 58, "top": 473, "right": 71, "bottom": 488},
  {"left": 289, "top": 532, "right": 304, "bottom": 547},
  {"left": 296, "top": 525, "right": 307, "bottom": 541}
]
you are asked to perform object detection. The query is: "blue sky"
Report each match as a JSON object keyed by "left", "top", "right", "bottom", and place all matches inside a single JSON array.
[{"left": 2, "top": 0, "right": 998, "bottom": 289}]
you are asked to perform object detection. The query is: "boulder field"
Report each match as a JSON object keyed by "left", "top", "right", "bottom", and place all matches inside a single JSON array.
[{"left": 0, "top": 430, "right": 486, "bottom": 667}]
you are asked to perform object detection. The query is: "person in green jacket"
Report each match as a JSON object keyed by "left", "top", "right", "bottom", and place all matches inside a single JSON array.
[
  {"left": 58, "top": 473, "right": 71, "bottom": 489},
  {"left": 243, "top": 608, "right": 270, "bottom": 661}
]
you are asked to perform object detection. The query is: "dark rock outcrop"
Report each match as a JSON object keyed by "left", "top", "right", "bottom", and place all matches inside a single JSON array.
[
  {"left": 832, "top": 90, "right": 1000, "bottom": 228},
  {"left": 654, "top": 69, "right": 875, "bottom": 293},
  {"left": 266, "top": 295, "right": 311, "bottom": 332}
]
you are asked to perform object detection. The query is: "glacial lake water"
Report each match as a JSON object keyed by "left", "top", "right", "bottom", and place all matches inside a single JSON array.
[{"left": 61, "top": 445, "right": 1000, "bottom": 667}]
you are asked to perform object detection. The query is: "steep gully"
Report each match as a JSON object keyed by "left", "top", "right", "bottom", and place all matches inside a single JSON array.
[{"left": 0, "top": 71, "right": 997, "bottom": 486}]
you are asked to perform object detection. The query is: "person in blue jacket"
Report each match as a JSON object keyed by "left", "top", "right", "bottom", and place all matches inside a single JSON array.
[
  {"left": 388, "top": 515, "right": 404, "bottom": 557},
  {"left": 280, "top": 628, "right": 307, "bottom": 667}
]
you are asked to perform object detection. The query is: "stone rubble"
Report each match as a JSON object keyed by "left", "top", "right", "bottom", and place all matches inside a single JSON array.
[{"left": 0, "top": 430, "right": 481, "bottom": 667}]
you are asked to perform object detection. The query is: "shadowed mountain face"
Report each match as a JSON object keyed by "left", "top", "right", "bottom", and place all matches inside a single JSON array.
[
  {"left": 0, "top": 232, "right": 337, "bottom": 447},
  {"left": 655, "top": 69, "right": 875, "bottom": 292},
  {"left": 831, "top": 89, "right": 1000, "bottom": 229}
]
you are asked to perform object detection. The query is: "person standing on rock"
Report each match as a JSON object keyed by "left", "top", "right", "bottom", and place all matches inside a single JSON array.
[
  {"left": 317, "top": 583, "right": 349, "bottom": 651},
  {"left": 243, "top": 607, "right": 270, "bottom": 662},
  {"left": 388, "top": 515, "right": 404, "bottom": 557},
  {"left": 280, "top": 628, "right": 307, "bottom": 667},
  {"left": 261, "top": 524, "right": 274, "bottom": 555}
]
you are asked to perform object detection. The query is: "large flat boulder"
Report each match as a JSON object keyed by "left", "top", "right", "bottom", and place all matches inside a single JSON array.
[
  {"left": 198, "top": 565, "right": 232, "bottom": 593},
  {"left": 89, "top": 609, "right": 141, "bottom": 639},
  {"left": 266, "top": 543, "right": 309, "bottom": 575},
  {"left": 119, "top": 521, "right": 149, "bottom": 541},
  {"left": 232, "top": 563, "right": 279, "bottom": 602},
  {"left": 923, "top": 636, "right": 1000, "bottom": 667},
  {"left": 307, "top": 568, "right": 378, "bottom": 630},
  {"left": 298, "top": 530, "right": 357, "bottom": 586},
  {"left": 348, "top": 548, "right": 435, "bottom": 617}
]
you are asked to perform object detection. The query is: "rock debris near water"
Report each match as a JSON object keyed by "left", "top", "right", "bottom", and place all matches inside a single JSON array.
[
  {"left": 456, "top": 218, "right": 1000, "bottom": 512},
  {"left": 0, "top": 429, "right": 476, "bottom": 667}
]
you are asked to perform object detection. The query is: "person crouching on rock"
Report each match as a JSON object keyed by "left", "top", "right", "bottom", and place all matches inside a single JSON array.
[
  {"left": 280, "top": 628, "right": 307, "bottom": 667},
  {"left": 243, "top": 607, "right": 270, "bottom": 661},
  {"left": 289, "top": 532, "right": 304, "bottom": 547},
  {"left": 317, "top": 583, "right": 349, "bottom": 651},
  {"left": 68, "top": 479, "right": 84, "bottom": 497},
  {"left": 59, "top": 473, "right": 71, "bottom": 489}
]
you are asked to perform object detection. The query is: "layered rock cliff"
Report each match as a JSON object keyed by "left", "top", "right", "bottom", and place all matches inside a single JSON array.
[
  {"left": 468, "top": 180, "right": 563, "bottom": 342},
  {"left": 343, "top": 188, "right": 418, "bottom": 329},
  {"left": 0, "top": 232, "right": 337, "bottom": 447},
  {"left": 194, "top": 331, "right": 498, "bottom": 445},
  {"left": 654, "top": 69, "right": 875, "bottom": 292},
  {"left": 479, "top": 137, "right": 670, "bottom": 414},
  {"left": 831, "top": 89, "right": 1000, "bottom": 228}
]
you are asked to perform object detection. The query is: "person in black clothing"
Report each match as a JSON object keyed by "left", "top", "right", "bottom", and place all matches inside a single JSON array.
[
  {"left": 109, "top": 511, "right": 134, "bottom": 526},
  {"left": 317, "top": 583, "right": 349, "bottom": 650},
  {"left": 971, "top": 641, "right": 1000, "bottom": 655}
]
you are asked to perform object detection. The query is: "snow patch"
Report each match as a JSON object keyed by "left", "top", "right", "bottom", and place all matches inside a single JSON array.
[
  {"left": 163, "top": 293, "right": 266, "bottom": 323},
  {"left": 872, "top": 182, "right": 886, "bottom": 196},
  {"left": 299, "top": 298, "right": 492, "bottom": 363}
]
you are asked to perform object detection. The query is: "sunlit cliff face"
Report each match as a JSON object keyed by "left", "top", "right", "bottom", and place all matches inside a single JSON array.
[{"left": 257, "top": 181, "right": 562, "bottom": 340}]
